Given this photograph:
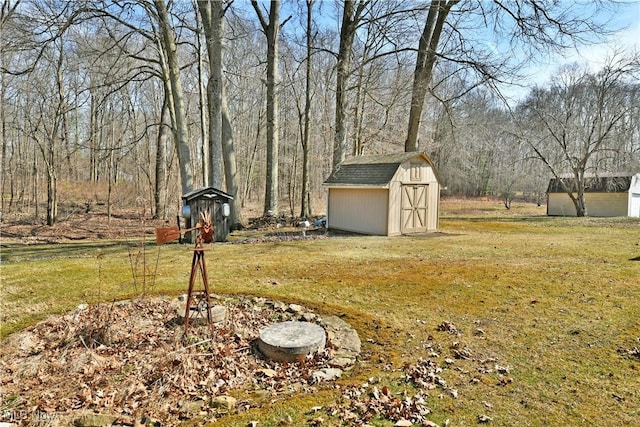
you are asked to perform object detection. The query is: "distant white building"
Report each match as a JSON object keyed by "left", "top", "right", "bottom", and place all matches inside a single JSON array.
[{"left": 546, "top": 173, "right": 640, "bottom": 217}]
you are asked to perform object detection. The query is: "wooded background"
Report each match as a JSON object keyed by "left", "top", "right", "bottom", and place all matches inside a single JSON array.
[{"left": 1, "top": 0, "right": 638, "bottom": 226}]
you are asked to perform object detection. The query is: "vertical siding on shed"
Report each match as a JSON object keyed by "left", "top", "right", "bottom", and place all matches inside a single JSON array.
[
  {"left": 427, "top": 183, "right": 440, "bottom": 230},
  {"left": 586, "top": 193, "right": 628, "bottom": 216},
  {"left": 184, "top": 198, "right": 229, "bottom": 242},
  {"left": 387, "top": 181, "right": 401, "bottom": 235},
  {"left": 395, "top": 162, "right": 438, "bottom": 183},
  {"left": 548, "top": 192, "right": 628, "bottom": 217},
  {"left": 388, "top": 163, "right": 439, "bottom": 235},
  {"left": 328, "top": 188, "right": 389, "bottom": 235}
]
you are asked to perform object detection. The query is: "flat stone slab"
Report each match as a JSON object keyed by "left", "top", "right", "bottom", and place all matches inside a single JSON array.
[{"left": 258, "top": 321, "right": 326, "bottom": 362}]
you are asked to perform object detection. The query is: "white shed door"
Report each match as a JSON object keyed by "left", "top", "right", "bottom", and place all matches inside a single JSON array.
[{"left": 401, "top": 185, "right": 428, "bottom": 233}]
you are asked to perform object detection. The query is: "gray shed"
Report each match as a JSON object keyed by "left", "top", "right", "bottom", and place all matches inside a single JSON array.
[
  {"left": 181, "top": 187, "right": 234, "bottom": 242},
  {"left": 546, "top": 173, "right": 640, "bottom": 217},
  {"left": 323, "top": 152, "right": 441, "bottom": 236}
]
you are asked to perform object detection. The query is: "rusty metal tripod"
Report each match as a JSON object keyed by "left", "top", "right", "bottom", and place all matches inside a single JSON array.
[{"left": 183, "top": 211, "right": 215, "bottom": 331}]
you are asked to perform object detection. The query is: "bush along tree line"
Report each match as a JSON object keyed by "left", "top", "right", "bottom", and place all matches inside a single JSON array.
[{"left": 1, "top": 0, "right": 638, "bottom": 226}]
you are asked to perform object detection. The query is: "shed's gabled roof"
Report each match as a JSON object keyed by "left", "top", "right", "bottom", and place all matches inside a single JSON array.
[
  {"left": 546, "top": 173, "right": 636, "bottom": 193},
  {"left": 182, "top": 187, "right": 234, "bottom": 201},
  {"left": 323, "top": 152, "right": 438, "bottom": 187}
]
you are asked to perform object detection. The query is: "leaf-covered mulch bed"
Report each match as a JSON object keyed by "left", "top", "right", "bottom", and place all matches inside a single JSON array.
[
  {"left": 0, "top": 296, "right": 345, "bottom": 426},
  {"left": 0, "top": 295, "right": 523, "bottom": 426}
]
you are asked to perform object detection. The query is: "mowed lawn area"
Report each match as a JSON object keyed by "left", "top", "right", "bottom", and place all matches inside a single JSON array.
[{"left": 1, "top": 199, "right": 639, "bottom": 426}]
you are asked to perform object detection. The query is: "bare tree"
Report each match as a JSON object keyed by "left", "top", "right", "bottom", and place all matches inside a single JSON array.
[
  {"left": 197, "top": 0, "right": 223, "bottom": 189},
  {"left": 198, "top": 0, "right": 243, "bottom": 228},
  {"left": 332, "top": 0, "right": 369, "bottom": 171},
  {"left": 405, "top": 0, "right": 457, "bottom": 152},
  {"left": 251, "top": 0, "right": 286, "bottom": 216},
  {"left": 8, "top": 1, "right": 82, "bottom": 225},
  {"left": 300, "top": 0, "right": 315, "bottom": 218},
  {"left": 404, "top": 0, "right": 620, "bottom": 152},
  {"left": 280, "top": 0, "right": 316, "bottom": 218},
  {"left": 154, "top": 94, "right": 170, "bottom": 219},
  {"left": 28, "top": 42, "right": 67, "bottom": 225},
  {"left": 0, "top": 0, "right": 22, "bottom": 214},
  {"left": 516, "top": 56, "right": 640, "bottom": 216},
  {"left": 153, "top": 0, "right": 195, "bottom": 195}
]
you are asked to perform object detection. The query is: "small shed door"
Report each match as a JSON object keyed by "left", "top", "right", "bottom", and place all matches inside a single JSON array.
[{"left": 401, "top": 184, "right": 428, "bottom": 233}]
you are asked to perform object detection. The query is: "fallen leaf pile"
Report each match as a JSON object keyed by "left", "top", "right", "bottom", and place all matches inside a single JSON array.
[
  {"left": 326, "top": 376, "right": 433, "bottom": 425},
  {"left": 1, "top": 303, "right": 514, "bottom": 426},
  {"left": 247, "top": 215, "right": 324, "bottom": 231},
  {"left": 0, "top": 296, "right": 336, "bottom": 426},
  {"left": 232, "top": 233, "right": 328, "bottom": 245}
]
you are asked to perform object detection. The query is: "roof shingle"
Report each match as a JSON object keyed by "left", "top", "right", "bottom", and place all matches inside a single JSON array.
[
  {"left": 323, "top": 152, "right": 431, "bottom": 186},
  {"left": 323, "top": 163, "right": 399, "bottom": 186},
  {"left": 546, "top": 174, "right": 633, "bottom": 193}
]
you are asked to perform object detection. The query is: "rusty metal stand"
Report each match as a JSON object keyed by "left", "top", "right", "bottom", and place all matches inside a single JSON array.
[
  {"left": 183, "top": 240, "right": 213, "bottom": 331},
  {"left": 156, "top": 210, "right": 216, "bottom": 336}
]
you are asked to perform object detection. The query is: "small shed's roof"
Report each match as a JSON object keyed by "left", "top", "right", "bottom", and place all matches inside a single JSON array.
[
  {"left": 182, "top": 187, "right": 234, "bottom": 202},
  {"left": 323, "top": 152, "right": 439, "bottom": 187},
  {"left": 546, "top": 173, "right": 636, "bottom": 193}
]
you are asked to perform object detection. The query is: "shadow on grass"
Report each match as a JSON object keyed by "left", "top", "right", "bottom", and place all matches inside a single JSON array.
[
  {"left": 442, "top": 215, "right": 553, "bottom": 222},
  {"left": 0, "top": 240, "right": 157, "bottom": 263},
  {"left": 443, "top": 215, "right": 639, "bottom": 226}
]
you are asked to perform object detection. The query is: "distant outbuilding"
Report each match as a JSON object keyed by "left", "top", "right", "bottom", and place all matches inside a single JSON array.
[
  {"left": 181, "top": 187, "right": 234, "bottom": 242},
  {"left": 323, "top": 152, "right": 441, "bottom": 236},
  {"left": 546, "top": 173, "right": 640, "bottom": 217}
]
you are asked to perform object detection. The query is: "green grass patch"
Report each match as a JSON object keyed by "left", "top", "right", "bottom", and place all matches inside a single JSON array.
[{"left": 2, "top": 202, "right": 640, "bottom": 426}]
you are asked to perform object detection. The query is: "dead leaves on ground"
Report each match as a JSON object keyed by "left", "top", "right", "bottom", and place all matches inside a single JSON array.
[
  {"left": 324, "top": 320, "right": 512, "bottom": 427},
  {"left": 0, "top": 297, "right": 333, "bottom": 425},
  {"left": 1, "top": 305, "right": 511, "bottom": 426}
]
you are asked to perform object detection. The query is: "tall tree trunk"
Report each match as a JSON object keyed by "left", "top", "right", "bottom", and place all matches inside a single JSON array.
[
  {"left": 89, "top": 88, "right": 98, "bottom": 182},
  {"left": 45, "top": 144, "right": 57, "bottom": 226},
  {"left": 572, "top": 170, "right": 587, "bottom": 217},
  {"left": 243, "top": 107, "right": 264, "bottom": 205},
  {"left": 221, "top": 90, "right": 243, "bottom": 228},
  {"left": 405, "top": 0, "right": 457, "bottom": 152},
  {"left": 198, "top": 0, "right": 223, "bottom": 189},
  {"left": 300, "top": 0, "right": 314, "bottom": 218},
  {"left": 32, "top": 153, "right": 38, "bottom": 219},
  {"left": 154, "top": 0, "right": 194, "bottom": 195},
  {"left": 44, "top": 42, "right": 68, "bottom": 226},
  {"left": 196, "top": 7, "right": 209, "bottom": 186},
  {"left": 198, "top": 0, "right": 243, "bottom": 228},
  {"left": 332, "top": 0, "right": 367, "bottom": 171},
  {"left": 0, "top": 68, "right": 6, "bottom": 215},
  {"left": 252, "top": 0, "right": 281, "bottom": 216},
  {"left": 59, "top": 71, "right": 72, "bottom": 181},
  {"left": 154, "top": 95, "right": 169, "bottom": 219},
  {"left": 352, "top": 59, "right": 365, "bottom": 156},
  {"left": 107, "top": 147, "right": 113, "bottom": 225}
]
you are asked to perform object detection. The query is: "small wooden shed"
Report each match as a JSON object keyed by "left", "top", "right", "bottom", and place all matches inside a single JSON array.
[
  {"left": 546, "top": 173, "right": 640, "bottom": 217},
  {"left": 323, "top": 152, "right": 441, "bottom": 236},
  {"left": 181, "top": 187, "right": 234, "bottom": 242}
]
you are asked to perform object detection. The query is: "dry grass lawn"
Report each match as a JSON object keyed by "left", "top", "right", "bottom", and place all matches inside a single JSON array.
[{"left": 1, "top": 198, "right": 639, "bottom": 426}]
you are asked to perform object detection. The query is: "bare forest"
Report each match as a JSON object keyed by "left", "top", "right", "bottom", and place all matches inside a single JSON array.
[{"left": 1, "top": 0, "right": 639, "bottom": 228}]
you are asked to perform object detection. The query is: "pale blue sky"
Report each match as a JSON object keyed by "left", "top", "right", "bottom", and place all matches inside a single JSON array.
[{"left": 501, "top": 1, "right": 640, "bottom": 102}]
